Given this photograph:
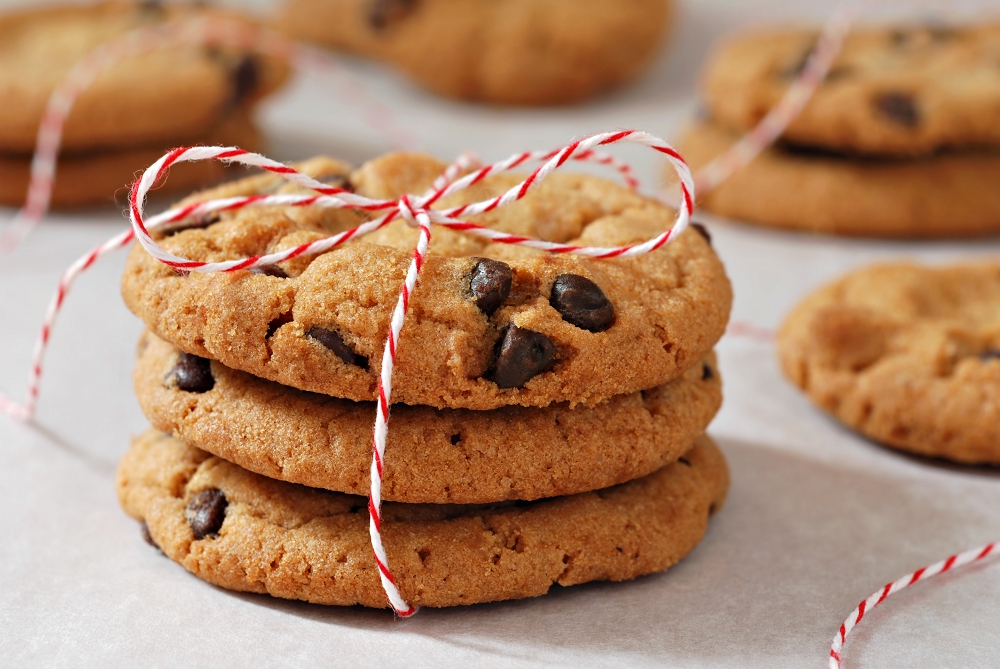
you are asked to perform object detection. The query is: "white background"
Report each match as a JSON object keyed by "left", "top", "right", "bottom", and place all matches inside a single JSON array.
[{"left": 1, "top": 1, "right": 999, "bottom": 667}]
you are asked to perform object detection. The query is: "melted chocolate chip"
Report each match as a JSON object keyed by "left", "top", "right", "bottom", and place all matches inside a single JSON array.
[
  {"left": 249, "top": 264, "right": 288, "bottom": 278},
  {"left": 163, "top": 212, "right": 220, "bottom": 237},
  {"left": 549, "top": 274, "right": 615, "bottom": 332},
  {"left": 469, "top": 258, "right": 513, "bottom": 316},
  {"left": 307, "top": 327, "right": 369, "bottom": 369},
  {"left": 491, "top": 324, "right": 558, "bottom": 389},
  {"left": 691, "top": 222, "right": 711, "bottom": 245},
  {"left": 702, "top": 363, "right": 713, "bottom": 380},
  {"left": 186, "top": 489, "right": 227, "bottom": 540},
  {"left": 315, "top": 173, "right": 354, "bottom": 192},
  {"left": 169, "top": 353, "right": 214, "bottom": 393},
  {"left": 873, "top": 92, "right": 920, "bottom": 127},
  {"left": 369, "top": 0, "right": 417, "bottom": 30},
  {"left": 979, "top": 350, "right": 1000, "bottom": 360},
  {"left": 231, "top": 56, "right": 259, "bottom": 105}
]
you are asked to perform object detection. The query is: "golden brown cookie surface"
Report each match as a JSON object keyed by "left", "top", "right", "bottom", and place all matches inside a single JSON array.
[
  {"left": 703, "top": 24, "right": 1000, "bottom": 157},
  {"left": 779, "top": 262, "right": 1000, "bottom": 464},
  {"left": 134, "top": 331, "right": 722, "bottom": 503},
  {"left": 276, "top": 0, "right": 671, "bottom": 105},
  {"left": 117, "top": 430, "right": 728, "bottom": 609},
  {"left": 122, "top": 152, "right": 732, "bottom": 410},
  {"left": 678, "top": 120, "right": 1000, "bottom": 238}
]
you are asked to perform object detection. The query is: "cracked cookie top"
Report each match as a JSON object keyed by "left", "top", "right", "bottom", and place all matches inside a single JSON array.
[{"left": 122, "top": 152, "right": 731, "bottom": 409}]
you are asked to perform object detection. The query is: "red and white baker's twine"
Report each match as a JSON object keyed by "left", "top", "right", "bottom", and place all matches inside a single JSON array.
[{"left": 830, "top": 542, "right": 998, "bottom": 668}]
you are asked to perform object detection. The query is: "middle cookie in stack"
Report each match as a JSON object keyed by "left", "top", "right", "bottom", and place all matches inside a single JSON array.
[{"left": 118, "top": 152, "right": 733, "bottom": 609}]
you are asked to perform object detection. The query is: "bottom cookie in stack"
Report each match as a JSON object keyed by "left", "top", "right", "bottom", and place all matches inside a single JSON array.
[
  {"left": 677, "top": 120, "right": 1000, "bottom": 238},
  {"left": 118, "top": 430, "right": 728, "bottom": 609},
  {"left": 0, "top": 110, "right": 261, "bottom": 208},
  {"left": 119, "top": 332, "right": 729, "bottom": 608}
]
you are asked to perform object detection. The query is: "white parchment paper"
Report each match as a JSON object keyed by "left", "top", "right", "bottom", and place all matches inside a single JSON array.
[{"left": 1, "top": 1, "right": 999, "bottom": 667}]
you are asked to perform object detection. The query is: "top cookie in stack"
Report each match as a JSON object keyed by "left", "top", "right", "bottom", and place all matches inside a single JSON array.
[
  {"left": 0, "top": 1, "right": 289, "bottom": 207},
  {"left": 679, "top": 24, "right": 1000, "bottom": 237},
  {"left": 117, "top": 152, "right": 733, "bottom": 609}
]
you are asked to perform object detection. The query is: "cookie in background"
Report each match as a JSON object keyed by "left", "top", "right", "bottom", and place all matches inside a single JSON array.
[
  {"left": 676, "top": 23, "right": 1000, "bottom": 237},
  {"left": 275, "top": 0, "right": 672, "bottom": 105},
  {"left": 779, "top": 261, "right": 1000, "bottom": 465},
  {"left": 0, "top": 0, "right": 290, "bottom": 207}
]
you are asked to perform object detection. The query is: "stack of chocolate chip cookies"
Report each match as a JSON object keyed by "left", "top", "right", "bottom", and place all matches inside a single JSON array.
[
  {"left": 0, "top": 1, "right": 289, "bottom": 208},
  {"left": 116, "top": 151, "right": 733, "bottom": 609},
  {"left": 679, "top": 24, "right": 1000, "bottom": 237}
]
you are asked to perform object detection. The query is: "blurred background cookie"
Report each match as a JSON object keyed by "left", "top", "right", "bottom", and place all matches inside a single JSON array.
[
  {"left": 0, "top": 0, "right": 289, "bottom": 206},
  {"left": 678, "top": 21, "right": 1000, "bottom": 237},
  {"left": 779, "top": 261, "right": 1000, "bottom": 464},
  {"left": 276, "top": 0, "right": 673, "bottom": 105}
]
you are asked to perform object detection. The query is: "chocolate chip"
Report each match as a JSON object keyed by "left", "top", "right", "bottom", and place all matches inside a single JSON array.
[
  {"left": 979, "top": 350, "right": 1000, "bottom": 360},
  {"left": 779, "top": 46, "right": 813, "bottom": 79},
  {"left": 314, "top": 173, "right": 354, "bottom": 192},
  {"left": 186, "top": 489, "right": 227, "bottom": 540},
  {"left": 140, "top": 521, "right": 157, "bottom": 548},
  {"left": 549, "top": 274, "right": 615, "bottom": 332},
  {"left": 469, "top": 258, "right": 513, "bottom": 316},
  {"left": 231, "top": 56, "right": 259, "bottom": 105},
  {"left": 163, "top": 212, "right": 220, "bottom": 237},
  {"left": 368, "top": 0, "right": 417, "bottom": 30},
  {"left": 491, "top": 324, "right": 558, "bottom": 389},
  {"left": 691, "top": 222, "right": 711, "bottom": 245},
  {"left": 702, "top": 363, "right": 713, "bottom": 380},
  {"left": 169, "top": 353, "right": 214, "bottom": 393},
  {"left": 873, "top": 92, "right": 920, "bottom": 127},
  {"left": 450, "top": 433, "right": 462, "bottom": 445},
  {"left": 307, "top": 327, "right": 369, "bottom": 369},
  {"left": 678, "top": 457, "right": 692, "bottom": 467},
  {"left": 249, "top": 264, "right": 288, "bottom": 278},
  {"left": 825, "top": 66, "right": 854, "bottom": 82}
]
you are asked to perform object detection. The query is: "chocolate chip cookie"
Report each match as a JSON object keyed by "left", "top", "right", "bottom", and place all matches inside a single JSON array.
[
  {"left": 121, "top": 152, "right": 732, "bottom": 410},
  {"left": 134, "top": 331, "right": 722, "bottom": 503},
  {"left": 117, "top": 429, "right": 728, "bottom": 609},
  {"left": 0, "top": 109, "right": 260, "bottom": 208},
  {"left": 276, "top": 0, "right": 671, "bottom": 105},
  {"left": 702, "top": 23, "right": 1000, "bottom": 157},
  {"left": 677, "top": 121, "right": 1000, "bottom": 238},
  {"left": 0, "top": 0, "right": 289, "bottom": 154},
  {"left": 779, "top": 261, "right": 1000, "bottom": 464}
]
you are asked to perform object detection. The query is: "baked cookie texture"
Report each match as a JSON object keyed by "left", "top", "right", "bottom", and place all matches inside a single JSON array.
[
  {"left": 702, "top": 23, "right": 1000, "bottom": 156},
  {"left": 134, "top": 331, "right": 722, "bottom": 503},
  {"left": 121, "top": 153, "right": 732, "bottom": 410},
  {"left": 0, "top": 110, "right": 261, "bottom": 208},
  {"left": 0, "top": 0, "right": 289, "bottom": 154},
  {"left": 276, "top": 0, "right": 671, "bottom": 105},
  {"left": 779, "top": 262, "right": 1000, "bottom": 464},
  {"left": 118, "top": 430, "right": 728, "bottom": 609},
  {"left": 678, "top": 121, "right": 1000, "bottom": 238}
]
